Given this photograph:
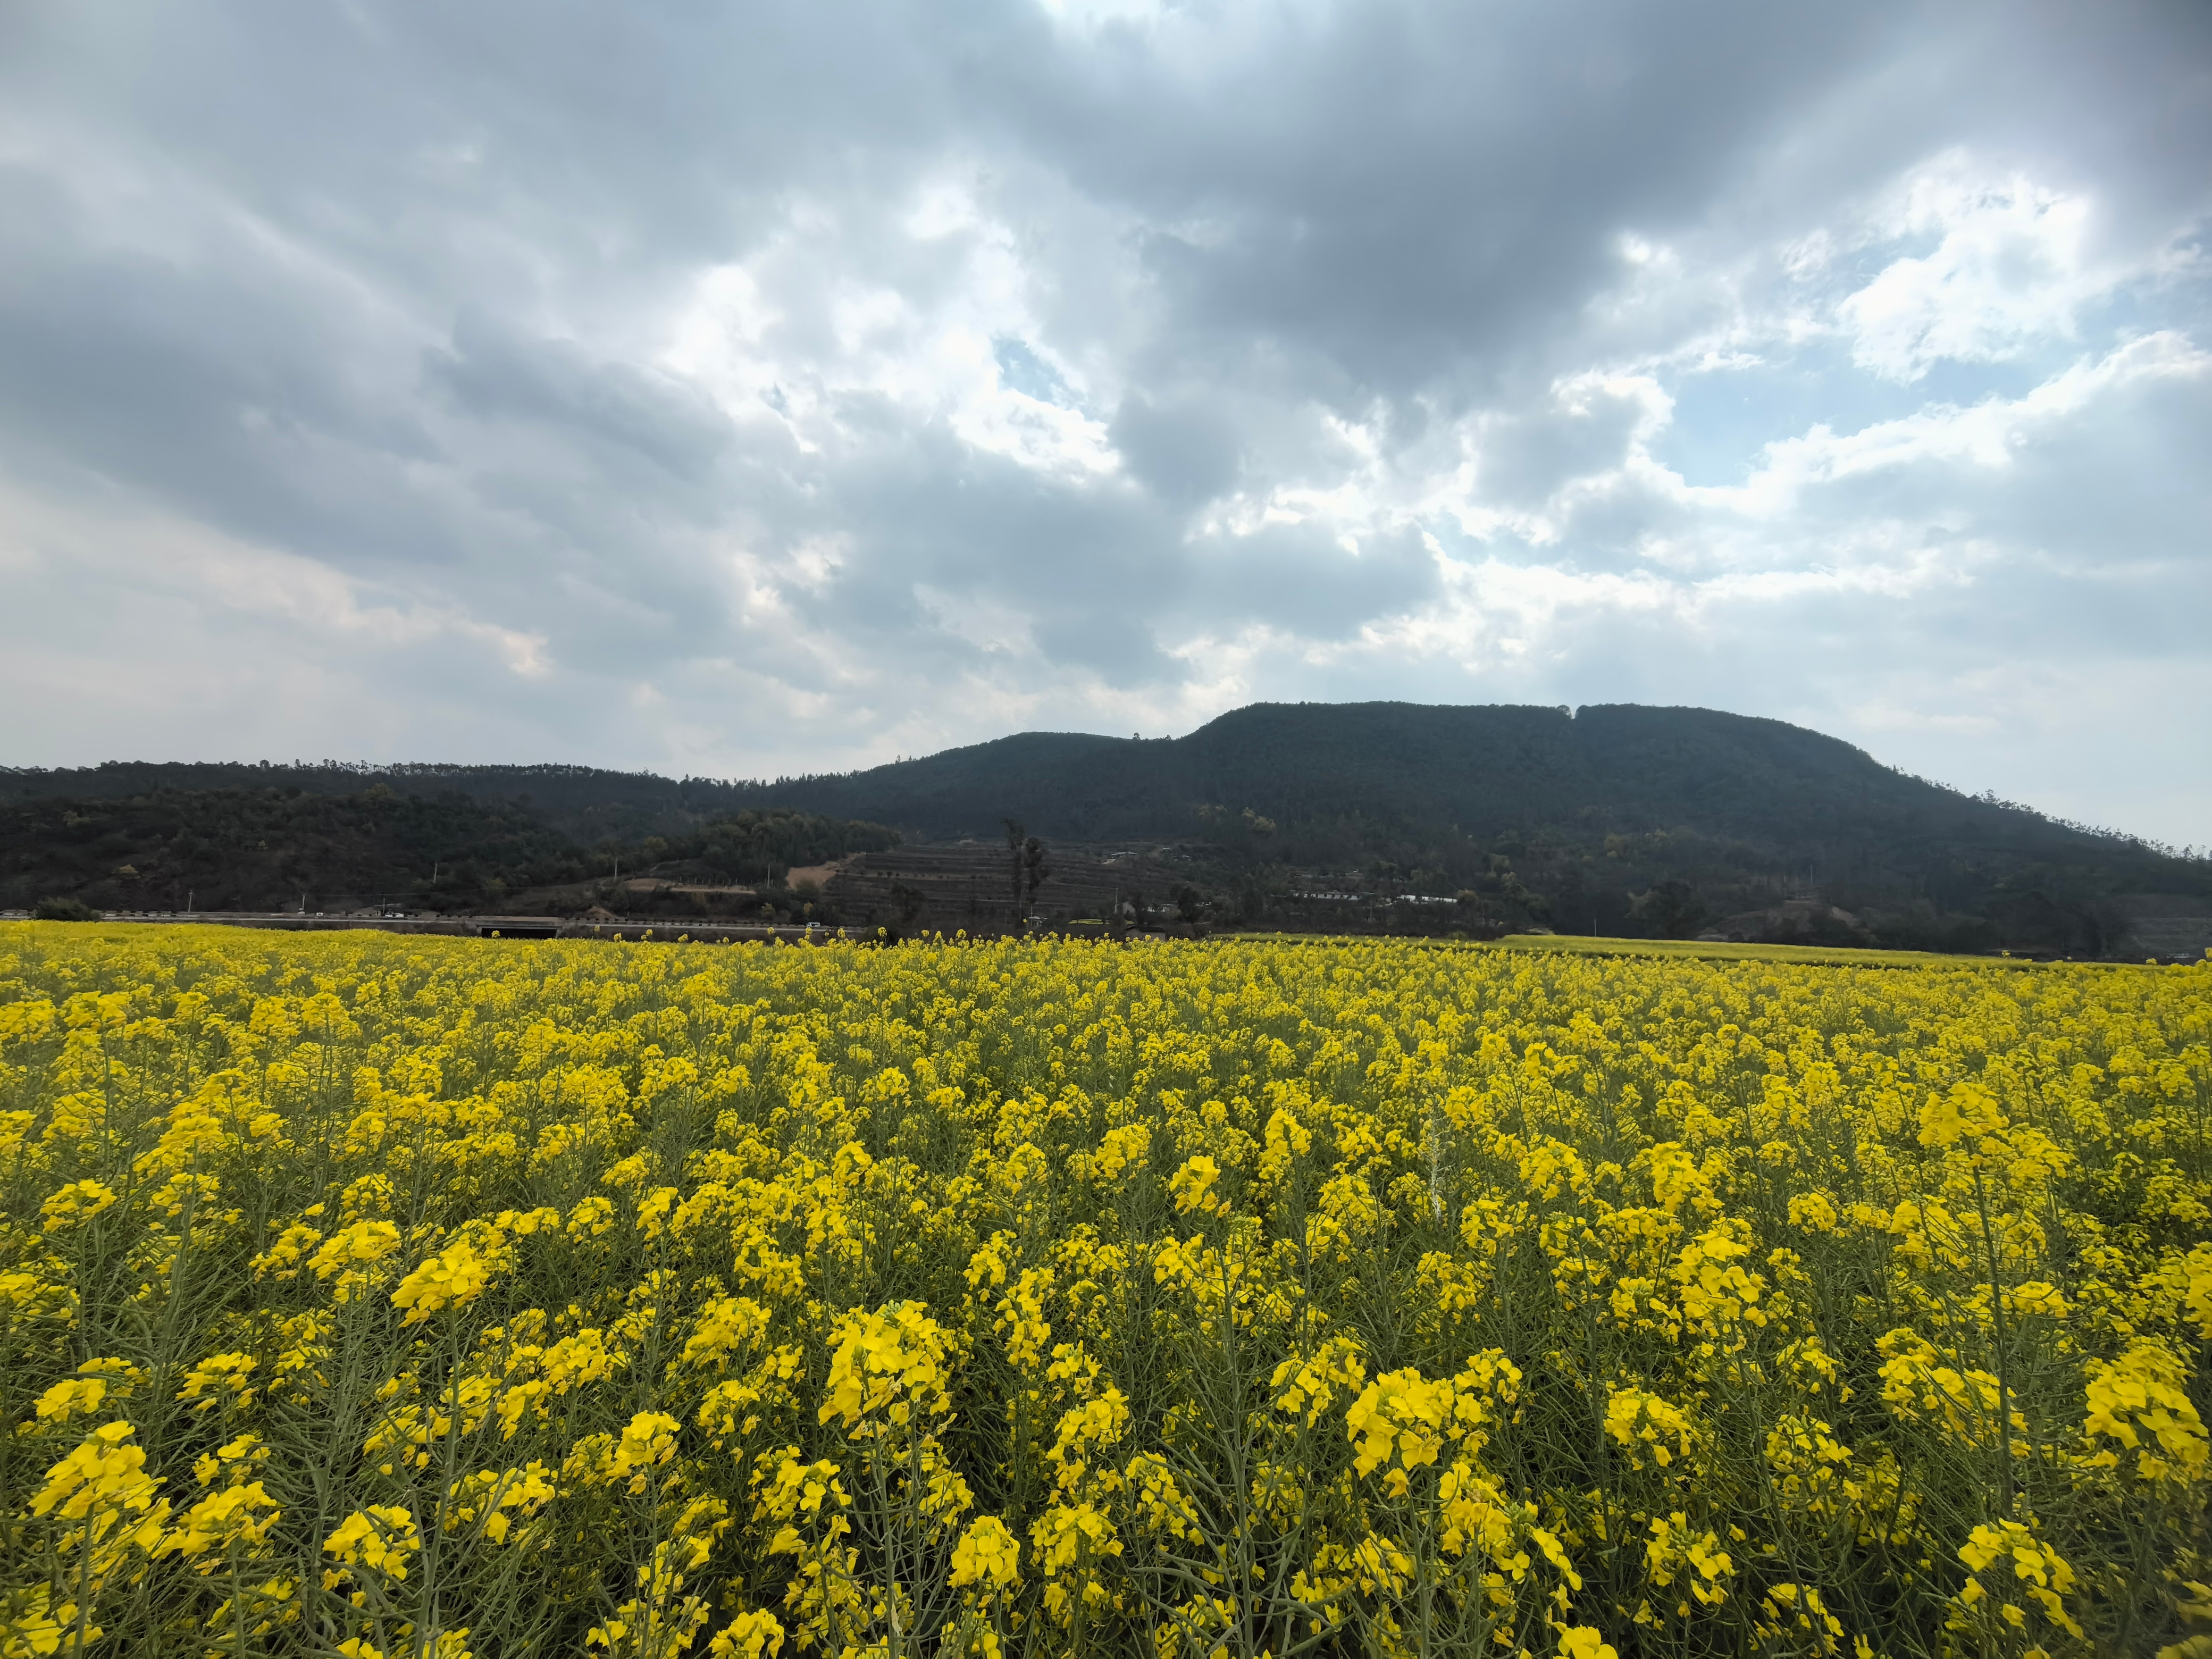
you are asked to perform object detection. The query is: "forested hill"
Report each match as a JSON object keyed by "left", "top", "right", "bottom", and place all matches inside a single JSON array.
[
  {"left": 0, "top": 761, "right": 757, "bottom": 844},
  {"left": 5, "top": 702, "right": 2135, "bottom": 857},
  {"left": 732, "top": 701, "right": 2207, "bottom": 950},
  {"left": 7, "top": 702, "right": 2206, "bottom": 952},
  {"left": 0, "top": 788, "right": 897, "bottom": 918},
  {"left": 747, "top": 702, "right": 2073, "bottom": 848}
]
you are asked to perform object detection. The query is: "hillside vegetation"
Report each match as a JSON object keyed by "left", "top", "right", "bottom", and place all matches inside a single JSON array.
[
  {"left": 0, "top": 764, "right": 764, "bottom": 845},
  {"left": 743, "top": 703, "right": 2206, "bottom": 952},
  {"left": 0, "top": 787, "right": 896, "bottom": 917},
  {"left": 7, "top": 702, "right": 2205, "bottom": 953}
]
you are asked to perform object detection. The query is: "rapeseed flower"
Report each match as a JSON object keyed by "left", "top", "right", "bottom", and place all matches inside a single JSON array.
[{"left": 1, "top": 920, "right": 2204, "bottom": 1655}]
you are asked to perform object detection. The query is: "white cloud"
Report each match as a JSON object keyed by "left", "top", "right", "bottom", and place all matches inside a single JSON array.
[
  {"left": 659, "top": 176, "right": 1122, "bottom": 481},
  {"left": 1722, "top": 331, "right": 2211, "bottom": 512},
  {"left": 0, "top": 482, "right": 550, "bottom": 677},
  {"left": 1838, "top": 158, "right": 2108, "bottom": 380}
]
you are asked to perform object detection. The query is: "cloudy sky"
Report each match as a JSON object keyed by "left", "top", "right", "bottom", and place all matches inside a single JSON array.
[{"left": 3, "top": 1, "right": 2208, "bottom": 842}]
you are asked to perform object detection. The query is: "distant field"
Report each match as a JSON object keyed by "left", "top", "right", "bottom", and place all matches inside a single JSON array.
[
  {"left": 1231, "top": 929, "right": 2035, "bottom": 968},
  {"left": 1486, "top": 932, "right": 2043, "bottom": 968}
]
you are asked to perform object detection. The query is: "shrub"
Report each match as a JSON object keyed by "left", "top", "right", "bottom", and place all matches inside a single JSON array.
[{"left": 30, "top": 894, "right": 100, "bottom": 921}]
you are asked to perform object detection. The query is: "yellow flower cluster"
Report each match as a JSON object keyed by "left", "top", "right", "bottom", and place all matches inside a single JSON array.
[{"left": 1, "top": 920, "right": 2208, "bottom": 1658}]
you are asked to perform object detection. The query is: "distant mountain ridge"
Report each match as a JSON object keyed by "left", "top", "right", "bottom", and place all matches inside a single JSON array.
[
  {"left": 6, "top": 702, "right": 2206, "bottom": 954},
  {"left": 7, "top": 701, "right": 2169, "bottom": 850},
  {"left": 741, "top": 701, "right": 2212, "bottom": 952},
  {"left": 741, "top": 701, "right": 2110, "bottom": 848},
  {"left": 0, "top": 760, "right": 760, "bottom": 843}
]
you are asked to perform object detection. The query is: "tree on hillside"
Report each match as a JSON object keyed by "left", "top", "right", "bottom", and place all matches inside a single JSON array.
[
  {"left": 889, "top": 881, "right": 925, "bottom": 929},
  {"left": 1002, "top": 820, "right": 1049, "bottom": 927},
  {"left": 1021, "top": 835, "right": 1050, "bottom": 924},
  {"left": 1631, "top": 879, "right": 1705, "bottom": 939}
]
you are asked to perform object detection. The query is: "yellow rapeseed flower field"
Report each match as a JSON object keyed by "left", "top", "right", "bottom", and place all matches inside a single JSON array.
[{"left": 2, "top": 922, "right": 2208, "bottom": 1659}]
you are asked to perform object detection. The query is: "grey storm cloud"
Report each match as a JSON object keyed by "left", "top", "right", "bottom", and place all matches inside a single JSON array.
[
  {"left": 1, "top": 0, "right": 2209, "bottom": 840},
  {"left": 1109, "top": 396, "right": 1241, "bottom": 508},
  {"left": 426, "top": 312, "right": 734, "bottom": 486}
]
